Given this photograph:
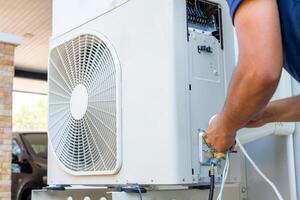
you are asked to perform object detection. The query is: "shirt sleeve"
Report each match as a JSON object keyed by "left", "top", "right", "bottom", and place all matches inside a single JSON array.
[{"left": 226, "top": 0, "right": 243, "bottom": 21}]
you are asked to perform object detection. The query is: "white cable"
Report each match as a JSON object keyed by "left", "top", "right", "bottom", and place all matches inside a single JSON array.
[
  {"left": 217, "top": 151, "right": 230, "bottom": 200},
  {"left": 236, "top": 138, "right": 284, "bottom": 200},
  {"left": 217, "top": 157, "right": 230, "bottom": 200},
  {"left": 223, "top": 161, "right": 230, "bottom": 185},
  {"left": 136, "top": 185, "right": 143, "bottom": 200}
]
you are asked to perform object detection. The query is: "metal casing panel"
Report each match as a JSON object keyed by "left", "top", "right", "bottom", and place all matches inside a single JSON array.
[
  {"left": 292, "top": 79, "right": 300, "bottom": 200},
  {"left": 244, "top": 135, "right": 291, "bottom": 200},
  {"left": 187, "top": 0, "right": 236, "bottom": 182},
  {"left": 48, "top": 0, "right": 238, "bottom": 186},
  {"left": 52, "top": 0, "right": 129, "bottom": 37},
  {"left": 49, "top": 0, "right": 193, "bottom": 185}
]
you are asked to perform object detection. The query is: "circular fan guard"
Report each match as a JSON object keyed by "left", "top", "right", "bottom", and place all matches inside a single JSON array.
[{"left": 48, "top": 33, "right": 121, "bottom": 175}]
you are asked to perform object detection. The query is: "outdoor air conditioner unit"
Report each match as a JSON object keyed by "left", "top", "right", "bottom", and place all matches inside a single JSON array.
[{"left": 47, "top": 0, "right": 293, "bottom": 187}]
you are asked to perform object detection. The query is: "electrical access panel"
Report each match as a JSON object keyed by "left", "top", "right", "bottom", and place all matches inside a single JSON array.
[{"left": 186, "top": 0, "right": 237, "bottom": 183}]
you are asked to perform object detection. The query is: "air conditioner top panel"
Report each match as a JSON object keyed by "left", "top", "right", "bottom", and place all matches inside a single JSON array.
[{"left": 52, "top": 0, "right": 129, "bottom": 37}]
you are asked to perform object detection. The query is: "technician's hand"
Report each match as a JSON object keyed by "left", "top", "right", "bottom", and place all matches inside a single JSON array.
[{"left": 204, "top": 113, "right": 236, "bottom": 153}]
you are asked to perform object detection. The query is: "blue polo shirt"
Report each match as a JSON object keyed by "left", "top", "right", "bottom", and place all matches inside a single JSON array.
[{"left": 227, "top": 0, "right": 300, "bottom": 82}]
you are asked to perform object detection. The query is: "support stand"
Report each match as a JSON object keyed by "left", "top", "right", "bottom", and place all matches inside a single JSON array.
[{"left": 32, "top": 184, "right": 240, "bottom": 200}]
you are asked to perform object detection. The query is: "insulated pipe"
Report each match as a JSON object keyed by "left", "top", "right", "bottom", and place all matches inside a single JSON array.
[{"left": 237, "top": 123, "right": 276, "bottom": 144}]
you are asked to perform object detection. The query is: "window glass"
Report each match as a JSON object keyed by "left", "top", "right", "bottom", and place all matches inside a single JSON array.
[
  {"left": 12, "top": 139, "right": 21, "bottom": 156},
  {"left": 13, "top": 92, "right": 47, "bottom": 131},
  {"left": 11, "top": 139, "right": 22, "bottom": 173},
  {"left": 21, "top": 133, "right": 48, "bottom": 159}
]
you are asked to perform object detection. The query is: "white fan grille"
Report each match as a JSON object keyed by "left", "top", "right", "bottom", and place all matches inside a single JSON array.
[{"left": 48, "top": 34, "right": 120, "bottom": 174}]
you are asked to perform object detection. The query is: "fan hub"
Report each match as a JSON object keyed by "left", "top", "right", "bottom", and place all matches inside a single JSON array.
[{"left": 70, "top": 84, "right": 88, "bottom": 120}]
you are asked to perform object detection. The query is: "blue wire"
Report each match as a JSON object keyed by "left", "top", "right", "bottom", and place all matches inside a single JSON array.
[{"left": 219, "top": 150, "right": 230, "bottom": 200}]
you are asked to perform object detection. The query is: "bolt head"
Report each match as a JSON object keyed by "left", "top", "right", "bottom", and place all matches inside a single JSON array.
[{"left": 242, "top": 187, "right": 247, "bottom": 193}]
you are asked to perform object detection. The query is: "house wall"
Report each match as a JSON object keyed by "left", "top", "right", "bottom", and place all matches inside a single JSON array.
[{"left": 0, "top": 42, "right": 17, "bottom": 200}]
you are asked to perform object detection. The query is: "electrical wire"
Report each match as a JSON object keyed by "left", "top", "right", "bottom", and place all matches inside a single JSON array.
[
  {"left": 217, "top": 150, "right": 230, "bottom": 200},
  {"left": 217, "top": 154, "right": 230, "bottom": 200},
  {"left": 136, "top": 185, "right": 143, "bottom": 200},
  {"left": 224, "top": 158, "right": 230, "bottom": 183},
  {"left": 217, "top": 153, "right": 230, "bottom": 200},
  {"left": 236, "top": 138, "right": 284, "bottom": 200}
]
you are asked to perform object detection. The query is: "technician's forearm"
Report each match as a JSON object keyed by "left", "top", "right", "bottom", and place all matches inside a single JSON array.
[
  {"left": 221, "top": 65, "right": 279, "bottom": 132},
  {"left": 220, "top": 0, "right": 283, "bottom": 134},
  {"left": 265, "top": 95, "right": 300, "bottom": 122}
]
